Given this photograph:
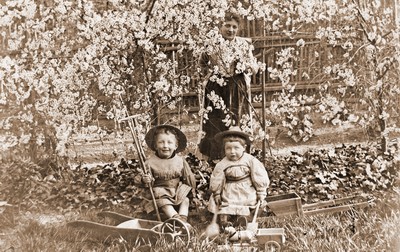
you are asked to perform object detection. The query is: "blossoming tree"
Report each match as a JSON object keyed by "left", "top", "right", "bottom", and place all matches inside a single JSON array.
[{"left": 0, "top": 0, "right": 398, "bottom": 161}]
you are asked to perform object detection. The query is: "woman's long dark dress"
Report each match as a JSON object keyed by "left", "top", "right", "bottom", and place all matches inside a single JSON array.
[{"left": 198, "top": 37, "right": 258, "bottom": 160}]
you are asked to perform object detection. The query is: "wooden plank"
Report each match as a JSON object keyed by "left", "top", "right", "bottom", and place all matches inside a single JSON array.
[
  {"left": 250, "top": 82, "right": 321, "bottom": 92},
  {"left": 255, "top": 40, "right": 320, "bottom": 49}
]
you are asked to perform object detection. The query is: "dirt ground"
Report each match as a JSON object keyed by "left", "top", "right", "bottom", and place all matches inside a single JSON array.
[{"left": 66, "top": 119, "right": 394, "bottom": 167}]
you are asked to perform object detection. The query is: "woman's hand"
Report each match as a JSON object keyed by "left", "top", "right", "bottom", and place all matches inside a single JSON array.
[{"left": 214, "top": 194, "right": 221, "bottom": 206}]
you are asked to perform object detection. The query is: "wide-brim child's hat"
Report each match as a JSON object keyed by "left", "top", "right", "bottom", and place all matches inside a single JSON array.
[
  {"left": 215, "top": 126, "right": 251, "bottom": 145},
  {"left": 145, "top": 124, "right": 187, "bottom": 153}
]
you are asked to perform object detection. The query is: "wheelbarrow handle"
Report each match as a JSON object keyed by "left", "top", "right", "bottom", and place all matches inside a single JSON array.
[{"left": 252, "top": 201, "right": 261, "bottom": 223}]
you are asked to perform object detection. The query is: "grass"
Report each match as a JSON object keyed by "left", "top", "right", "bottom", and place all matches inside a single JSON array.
[{"left": 1, "top": 189, "right": 399, "bottom": 252}]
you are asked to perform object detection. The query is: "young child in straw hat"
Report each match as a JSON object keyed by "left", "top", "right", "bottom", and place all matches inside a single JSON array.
[
  {"left": 208, "top": 126, "right": 270, "bottom": 228},
  {"left": 141, "top": 125, "right": 196, "bottom": 222}
]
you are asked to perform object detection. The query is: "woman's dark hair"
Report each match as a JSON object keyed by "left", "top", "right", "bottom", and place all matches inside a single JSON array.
[{"left": 224, "top": 12, "right": 242, "bottom": 26}]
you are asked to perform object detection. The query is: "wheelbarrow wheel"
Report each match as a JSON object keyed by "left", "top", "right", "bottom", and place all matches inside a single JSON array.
[
  {"left": 264, "top": 240, "right": 281, "bottom": 252},
  {"left": 160, "top": 218, "right": 190, "bottom": 246}
]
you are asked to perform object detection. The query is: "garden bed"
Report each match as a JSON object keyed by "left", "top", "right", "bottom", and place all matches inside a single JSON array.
[
  {"left": 1, "top": 122, "right": 399, "bottom": 251},
  {"left": 66, "top": 120, "right": 379, "bottom": 166}
]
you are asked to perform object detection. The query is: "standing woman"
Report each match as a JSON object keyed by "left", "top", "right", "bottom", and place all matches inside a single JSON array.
[{"left": 198, "top": 12, "right": 260, "bottom": 161}]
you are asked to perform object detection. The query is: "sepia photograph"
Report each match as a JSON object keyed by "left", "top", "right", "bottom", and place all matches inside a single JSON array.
[{"left": 0, "top": 0, "right": 399, "bottom": 251}]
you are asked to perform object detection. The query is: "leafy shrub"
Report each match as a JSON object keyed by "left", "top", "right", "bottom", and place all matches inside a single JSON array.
[{"left": 263, "top": 144, "right": 398, "bottom": 203}]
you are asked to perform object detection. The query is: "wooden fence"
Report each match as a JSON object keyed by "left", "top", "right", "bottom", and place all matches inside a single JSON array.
[{"left": 158, "top": 20, "right": 337, "bottom": 114}]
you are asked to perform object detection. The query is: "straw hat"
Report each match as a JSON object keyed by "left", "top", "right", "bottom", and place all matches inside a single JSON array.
[
  {"left": 214, "top": 126, "right": 251, "bottom": 145},
  {"left": 145, "top": 124, "right": 187, "bottom": 153}
]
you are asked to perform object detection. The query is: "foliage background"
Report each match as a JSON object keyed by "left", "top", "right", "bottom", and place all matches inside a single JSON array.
[
  {"left": 1, "top": 143, "right": 398, "bottom": 214},
  {"left": 1, "top": 0, "right": 399, "bottom": 163}
]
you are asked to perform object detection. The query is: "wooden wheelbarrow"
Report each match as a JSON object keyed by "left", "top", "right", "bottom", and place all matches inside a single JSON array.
[
  {"left": 262, "top": 193, "right": 372, "bottom": 217},
  {"left": 67, "top": 211, "right": 191, "bottom": 247}
]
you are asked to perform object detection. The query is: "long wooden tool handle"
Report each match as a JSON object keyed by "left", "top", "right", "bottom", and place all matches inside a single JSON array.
[
  {"left": 147, "top": 184, "right": 161, "bottom": 221},
  {"left": 119, "top": 106, "right": 161, "bottom": 222},
  {"left": 252, "top": 201, "right": 261, "bottom": 223},
  {"left": 130, "top": 119, "right": 161, "bottom": 222}
]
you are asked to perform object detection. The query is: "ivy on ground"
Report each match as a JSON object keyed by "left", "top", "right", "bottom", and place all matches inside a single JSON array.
[{"left": 0, "top": 144, "right": 398, "bottom": 213}]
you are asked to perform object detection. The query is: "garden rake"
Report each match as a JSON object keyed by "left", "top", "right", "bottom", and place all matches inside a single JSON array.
[{"left": 119, "top": 113, "right": 161, "bottom": 222}]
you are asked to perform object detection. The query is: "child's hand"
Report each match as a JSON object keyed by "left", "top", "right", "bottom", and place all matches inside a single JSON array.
[
  {"left": 142, "top": 174, "right": 154, "bottom": 184},
  {"left": 257, "top": 194, "right": 266, "bottom": 203}
]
